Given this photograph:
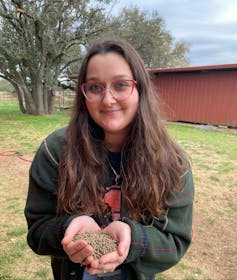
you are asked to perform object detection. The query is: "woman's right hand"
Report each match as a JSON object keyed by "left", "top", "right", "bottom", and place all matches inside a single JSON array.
[{"left": 61, "top": 215, "right": 100, "bottom": 265}]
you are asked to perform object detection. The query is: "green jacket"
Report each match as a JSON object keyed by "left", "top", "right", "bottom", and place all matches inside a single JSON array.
[{"left": 24, "top": 127, "right": 194, "bottom": 280}]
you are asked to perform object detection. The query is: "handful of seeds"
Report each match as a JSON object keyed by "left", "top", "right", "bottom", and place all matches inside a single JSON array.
[{"left": 73, "top": 231, "right": 118, "bottom": 259}]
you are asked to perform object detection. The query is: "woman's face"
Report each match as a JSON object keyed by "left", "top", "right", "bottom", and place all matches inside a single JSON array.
[{"left": 84, "top": 52, "right": 139, "bottom": 139}]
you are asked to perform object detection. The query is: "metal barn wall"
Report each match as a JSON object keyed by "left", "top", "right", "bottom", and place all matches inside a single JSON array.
[{"left": 153, "top": 70, "right": 237, "bottom": 127}]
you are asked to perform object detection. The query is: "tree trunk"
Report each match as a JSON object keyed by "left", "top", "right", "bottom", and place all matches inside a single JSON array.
[
  {"left": 48, "top": 89, "right": 54, "bottom": 114},
  {"left": 21, "top": 85, "right": 53, "bottom": 115},
  {"left": 32, "top": 79, "right": 44, "bottom": 115},
  {"left": 43, "top": 86, "right": 49, "bottom": 114},
  {"left": 13, "top": 84, "right": 26, "bottom": 114}
]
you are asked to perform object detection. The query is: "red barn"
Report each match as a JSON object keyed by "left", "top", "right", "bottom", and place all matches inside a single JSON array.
[{"left": 149, "top": 63, "right": 237, "bottom": 127}]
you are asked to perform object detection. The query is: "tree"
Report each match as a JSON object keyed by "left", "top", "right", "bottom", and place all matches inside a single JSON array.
[
  {"left": 63, "top": 7, "right": 190, "bottom": 91},
  {"left": 0, "top": 2, "right": 190, "bottom": 115},
  {"left": 106, "top": 7, "right": 190, "bottom": 68},
  {"left": 0, "top": 0, "right": 114, "bottom": 115}
]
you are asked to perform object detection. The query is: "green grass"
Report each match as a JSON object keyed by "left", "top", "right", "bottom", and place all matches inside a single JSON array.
[
  {"left": 167, "top": 123, "right": 237, "bottom": 161},
  {"left": 0, "top": 101, "right": 70, "bottom": 152},
  {"left": 7, "top": 227, "right": 27, "bottom": 238},
  {"left": 218, "top": 161, "right": 236, "bottom": 173},
  {"left": 228, "top": 202, "right": 237, "bottom": 213},
  {"left": 209, "top": 175, "right": 220, "bottom": 182}
]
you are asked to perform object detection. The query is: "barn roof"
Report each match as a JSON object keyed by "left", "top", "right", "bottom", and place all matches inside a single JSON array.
[{"left": 149, "top": 63, "right": 237, "bottom": 74}]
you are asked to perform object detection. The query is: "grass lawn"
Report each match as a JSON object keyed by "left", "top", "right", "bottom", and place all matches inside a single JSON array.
[{"left": 0, "top": 101, "right": 236, "bottom": 280}]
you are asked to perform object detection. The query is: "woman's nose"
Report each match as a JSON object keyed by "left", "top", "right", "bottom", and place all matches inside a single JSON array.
[{"left": 101, "top": 88, "right": 116, "bottom": 104}]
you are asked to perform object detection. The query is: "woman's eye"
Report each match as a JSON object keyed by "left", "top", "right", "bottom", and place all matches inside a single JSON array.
[
  {"left": 114, "top": 81, "right": 129, "bottom": 90},
  {"left": 89, "top": 84, "right": 103, "bottom": 93}
]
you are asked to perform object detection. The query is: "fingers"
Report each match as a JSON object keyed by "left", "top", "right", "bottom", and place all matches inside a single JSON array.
[
  {"left": 98, "top": 251, "right": 118, "bottom": 264},
  {"left": 102, "top": 222, "right": 131, "bottom": 258},
  {"left": 81, "top": 255, "right": 94, "bottom": 267},
  {"left": 62, "top": 239, "right": 94, "bottom": 264},
  {"left": 87, "top": 250, "right": 123, "bottom": 275},
  {"left": 70, "top": 244, "right": 93, "bottom": 264},
  {"left": 61, "top": 219, "right": 83, "bottom": 246},
  {"left": 61, "top": 228, "right": 80, "bottom": 246},
  {"left": 62, "top": 215, "right": 101, "bottom": 246},
  {"left": 86, "top": 260, "right": 118, "bottom": 275},
  {"left": 63, "top": 239, "right": 87, "bottom": 256}
]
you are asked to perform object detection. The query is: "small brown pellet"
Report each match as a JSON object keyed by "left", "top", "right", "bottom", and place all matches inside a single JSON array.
[{"left": 73, "top": 231, "right": 118, "bottom": 259}]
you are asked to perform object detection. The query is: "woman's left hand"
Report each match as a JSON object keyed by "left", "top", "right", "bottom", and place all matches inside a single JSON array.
[{"left": 86, "top": 221, "right": 131, "bottom": 275}]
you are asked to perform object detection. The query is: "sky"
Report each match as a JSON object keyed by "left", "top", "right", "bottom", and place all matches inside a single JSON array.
[{"left": 113, "top": 0, "right": 237, "bottom": 66}]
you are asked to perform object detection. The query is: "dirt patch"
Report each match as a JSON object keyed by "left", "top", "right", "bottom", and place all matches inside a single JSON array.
[
  {"left": 163, "top": 149, "right": 237, "bottom": 280},
  {"left": 186, "top": 175, "right": 237, "bottom": 280},
  {"left": 0, "top": 154, "right": 52, "bottom": 279}
]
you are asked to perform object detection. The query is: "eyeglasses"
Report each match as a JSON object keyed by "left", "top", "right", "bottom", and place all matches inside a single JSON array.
[{"left": 80, "top": 79, "right": 137, "bottom": 102}]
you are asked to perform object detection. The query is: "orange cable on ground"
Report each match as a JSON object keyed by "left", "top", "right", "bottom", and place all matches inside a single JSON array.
[{"left": 0, "top": 150, "right": 32, "bottom": 163}]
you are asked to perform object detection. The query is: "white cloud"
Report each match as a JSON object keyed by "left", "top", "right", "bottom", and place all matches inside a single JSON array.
[
  {"left": 215, "top": 1, "right": 237, "bottom": 23},
  {"left": 115, "top": 0, "right": 237, "bottom": 66}
]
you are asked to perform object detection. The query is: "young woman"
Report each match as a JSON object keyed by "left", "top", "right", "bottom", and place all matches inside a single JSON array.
[{"left": 25, "top": 39, "right": 194, "bottom": 280}]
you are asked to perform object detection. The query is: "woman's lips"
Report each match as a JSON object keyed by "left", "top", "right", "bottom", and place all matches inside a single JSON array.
[{"left": 101, "top": 109, "right": 121, "bottom": 115}]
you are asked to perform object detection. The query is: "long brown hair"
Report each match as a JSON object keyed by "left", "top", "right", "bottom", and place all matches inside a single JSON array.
[{"left": 57, "top": 39, "right": 189, "bottom": 222}]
